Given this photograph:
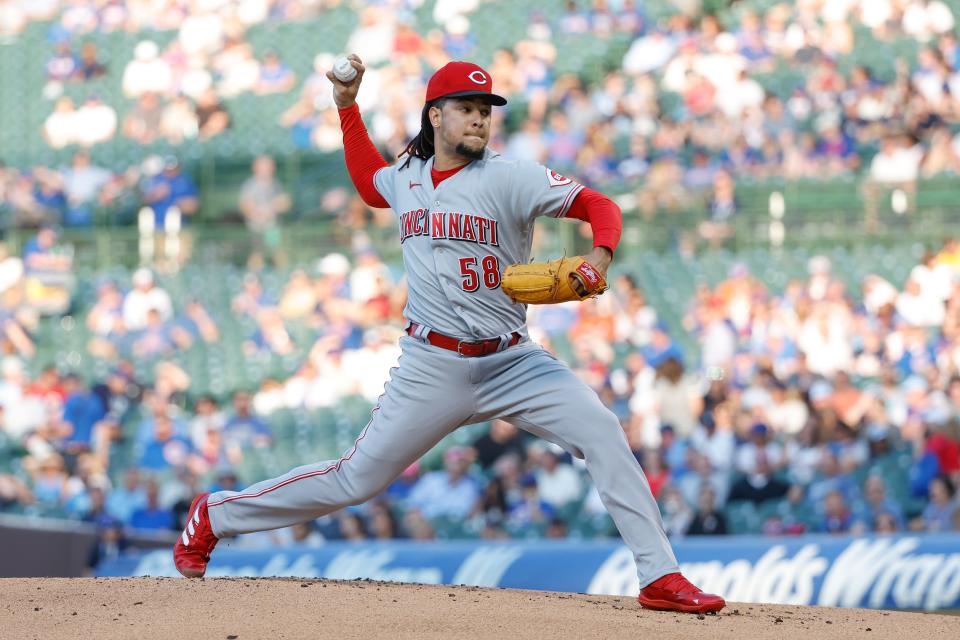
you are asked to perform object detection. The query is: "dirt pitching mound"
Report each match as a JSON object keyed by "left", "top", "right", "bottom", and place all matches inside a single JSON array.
[{"left": 1, "top": 578, "right": 957, "bottom": 640}]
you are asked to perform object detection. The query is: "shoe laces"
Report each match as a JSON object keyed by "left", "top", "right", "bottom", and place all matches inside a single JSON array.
[{"left": 650, "top": 573, "right": 701, "bottom": 594}]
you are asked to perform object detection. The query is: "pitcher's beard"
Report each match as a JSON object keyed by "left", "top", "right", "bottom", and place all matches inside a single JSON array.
[{"left": 456, "top": 141, "right": 486, "bottom": 160}]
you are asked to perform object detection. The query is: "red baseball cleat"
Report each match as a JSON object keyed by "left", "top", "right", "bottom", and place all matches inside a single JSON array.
[
  {"left": 638, "top": 572, "right": 726, "bottom": 614},
  {"left": 173, "top": 493, "right": 219, "bottom": 578}
]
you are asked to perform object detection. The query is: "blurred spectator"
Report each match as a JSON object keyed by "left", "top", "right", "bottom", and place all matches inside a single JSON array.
[
  {"left": 728, "top": 453, "right": 791, "bottom": 505},
  {"left": 407, "top": 446, "right": 479, "bottom": 519},
  {"left": 691, "top": 402, "right": 736, "bottom": 471},
  {"left": 735, "top": 423, "right": 785, "bottom": 475},
  {"left": 138, "top": 413, "right": 192, "bottom": 472},
  {"left": 23, "top": 170, "right": 67, "bottom": 227},
  {"left": 27, "top": 453, "right": 69, "bottom": 511},
  {"left": 659, "top": 484, "right": 694, "bottom": 537},
  {"left": 22, "top": 225, "right": 73, "bottom": 316},
  {"left": 129, "top": 478, "right": 175, "bottom": 530},
  {"left": 919, "top": 475, "right": 958, "bottom": 531},
  {"left": 123, "top": 92, "right": 163, "bottom": 145},
  {"left": 105, "top": 467, "right": 147, "bottom": 523},
  {"left": 623, "top": 29, "right": 676, "bottom": 75},
  {"left": 686, "top": 485, "right": 728, "bottom": 536},
  {"left": 280, "top": 95, "right": 321, "bottom": 150},
  {"left": 160, "top": 95, "right": 200, "bottom": 145},
  {"left": 122, "top": 40, "right": 172, "bottom": 98},
  {"left": 903, "top": 1, "right": 955, "bottom": 42},
  {"left": 45, "top": 40, "right": 77, "bottom": 84},
  {"left": 189, "top": 396, "right": 225, "bottom": 465},
  {"left": 140, "top": 156, "right": 199, "bottom": 228},
  {"left": 368, "top": 500, "right": 400, "bottom": 540},
  {"left": 472, "top": 475, "right": 509, "bottom": 525},
  {"left": 256, "top": 51, "right": 297, "bottom": 95},
  {"left": 301, "top": 52, "right": 335, "bottom": 107},
  {"left": 403, "top": 508, "right": 436, "bottom": 540},
  {"left": 545, "top": 516, "right": 568, "bottom": 539},
  {"left": 820, "top": 489, "right": 854, "bottom": 534},
  {"left": 641, "top": 325, "right": 683, "bottom": 369},
  {"left": 346, "top": 6, "right": 395, "bottom": 66},
  {"left": 653, "top": 357, "right": 701, "bottom": 438},
  {"left": 0, "top": 3, "right": 27, "bottom": 36},
  {"left": 471, "top": 419, "right": 526, "bottom": 471},
  {"left": 337, "top": 511, "right": 368, "bottom": 542},
  {"left": 215, "top": 41, "right": 260, "bottom": 97},
  {"left": 239, "top": 155, "right": 292, "bottom": 268},
  {"left": 808, "top": 449, "right": 861, "bottom": 505},
  {"left": 697, "top": 170, "right": 738, "bottom": 249},
  {"left": 0, "top": 472, "right": 32, "bottom": 510},
  {"left": 864, "top": 135, "right": 923, "bottom": 228},
  {"left": 73, "top": 95, "right": 117, "bottom": 147},
  {"left": 634, "top": 444, "right": 673, "bottom": 500},
  {"left": 43, "top": 97, "right": 79, "bottom": 149},
  {"left": 86, "top": 279, "right": 125, "bottom": 358},
  {"left": 874, "top": 511, "right": 902, "bottom": 534},
  {"left": 131, "top": 308, "right": 176, "bottom": 357},
  {"left": 86, "top": 513, "right": 127, "bottom": 569},
  {"left": 0, "top": 357, "right": 47, "bottom": 441},
  {"left": 533, "top": 448, "right": 582, "bottom": 510},
  {"left": 122, "top": 268, "right": 172, "bottom": 332},
  {"left": 383, "top": 462, "right": 421, "bottom": 503},
  {"left": 60, "top": 374, "right": 106, "bottom": 457},
  {"left": 58, "top": 151, "right": 111, "bottom": 227},
  {"left": 678, "top": 449, "right": 730, "bottom": 507},
  {"left": 287, "top": 520, "right": 325, "bottom": 547},
  {"left": 173, "top": 299, "right": 220, "bottom": 346},
  {"left": 278, "top": 270, "right": 317, "bottom": 320},
  {"left": 76, "top": 41, "right": 107, "bottom": 80},
  {"left": 508, "top": 474, "right": 555, "bottom": 526},
  {"left": 231, "top": 273, "right": 273, "bottom": 319},
  {"left": 222, "top": 391, "right": 272, "bottom": 462},
  {"left": 194, "top": 88, "right": 230, "bottom": 139},
  {"left": 854, "top": 474, "right": 905, "bottom": 532}
]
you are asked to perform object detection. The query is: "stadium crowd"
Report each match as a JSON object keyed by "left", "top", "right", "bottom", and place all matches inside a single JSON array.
[
  {"left": 1, "top": 226, "right": 960, "bottom": 558},
  {"left": 5, "top": 1, "right": 960, "bottom": 230}
]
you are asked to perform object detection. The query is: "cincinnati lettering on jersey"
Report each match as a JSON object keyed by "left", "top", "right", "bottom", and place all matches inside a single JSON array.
[{"left": 398, "top": 210, "right": 500, "bottom": 246}]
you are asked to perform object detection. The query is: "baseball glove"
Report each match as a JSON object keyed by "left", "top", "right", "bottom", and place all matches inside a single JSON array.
[{"left": 501, "top": 256, "right": 608, "bottom": 304}]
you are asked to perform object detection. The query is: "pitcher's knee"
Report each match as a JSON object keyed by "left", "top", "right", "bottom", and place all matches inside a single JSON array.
[{"left": 580, "top": 416, "right": 631, "bottom": 458}]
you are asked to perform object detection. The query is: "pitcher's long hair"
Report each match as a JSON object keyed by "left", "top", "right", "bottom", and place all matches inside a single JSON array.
[{"left": 399, "top": 98, "right": 447, "bottom": 170}]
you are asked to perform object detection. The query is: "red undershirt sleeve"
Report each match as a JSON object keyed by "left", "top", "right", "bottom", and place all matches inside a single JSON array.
[
  {"left": 338, "top": 104, "right": 390, "bottom": 209},
  {"left": 564, "top": 187, "right": 622, "bottom": 254}
]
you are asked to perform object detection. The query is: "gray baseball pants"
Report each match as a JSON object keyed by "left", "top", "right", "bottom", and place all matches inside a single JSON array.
[{"left": 207, "top": 335, "right": 679, "bottom": 586}]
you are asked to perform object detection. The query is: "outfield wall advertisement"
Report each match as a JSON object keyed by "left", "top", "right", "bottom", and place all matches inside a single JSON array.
[{"left": 97, "top": 534, "right": 960, "bottom": 611}]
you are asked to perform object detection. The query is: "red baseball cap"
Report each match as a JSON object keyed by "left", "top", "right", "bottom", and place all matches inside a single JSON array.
[{"left": 425, "top": 61, "right": 507, "bottom": 106}]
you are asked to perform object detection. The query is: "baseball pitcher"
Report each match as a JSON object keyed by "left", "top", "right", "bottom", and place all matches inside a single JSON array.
[{"left": 174, "top": 56, "right": 725, "bottom": 614}]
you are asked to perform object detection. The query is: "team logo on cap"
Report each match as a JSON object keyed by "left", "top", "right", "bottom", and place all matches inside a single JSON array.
[{"left": 468, "top": 70, "right": 488, "bottom": 85}]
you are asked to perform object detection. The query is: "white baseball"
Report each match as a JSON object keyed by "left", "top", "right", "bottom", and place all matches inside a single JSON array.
[{"left": 333, "top": 57, "right": 357, "bottom": 82}]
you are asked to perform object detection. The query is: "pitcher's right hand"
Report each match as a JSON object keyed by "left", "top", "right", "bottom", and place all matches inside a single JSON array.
[{"left": 327, "top": 54, "right": 365, "bottom": 109}]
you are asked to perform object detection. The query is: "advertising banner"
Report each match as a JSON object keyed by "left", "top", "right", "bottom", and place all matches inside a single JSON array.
[{"left": 96, "top": 534, "right": 960, "bottom": 611}]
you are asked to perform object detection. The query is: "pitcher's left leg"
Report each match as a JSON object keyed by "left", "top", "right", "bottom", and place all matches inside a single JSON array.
[{"left": 475, "top": 345, "right": 724, "bottom": 613}]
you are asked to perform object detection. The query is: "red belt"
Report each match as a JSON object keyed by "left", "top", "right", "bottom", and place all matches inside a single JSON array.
[{"left": 406, "top": 322, "right": 522, "bottom": 357}]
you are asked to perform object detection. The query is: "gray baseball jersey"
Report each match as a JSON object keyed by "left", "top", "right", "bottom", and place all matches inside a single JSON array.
[
  {"left": 374, "top": 148, "right": 583, "bottom": 339},
  {"left": 204, "top": 149, "right": 680, "bottom": 588}
]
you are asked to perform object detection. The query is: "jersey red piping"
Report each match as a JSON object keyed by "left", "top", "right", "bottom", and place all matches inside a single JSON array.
[{"left": 557, "top": 183, "right": 584, "bottom": 218}]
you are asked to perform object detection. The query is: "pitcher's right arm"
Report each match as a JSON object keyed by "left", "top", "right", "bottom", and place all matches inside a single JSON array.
[{"left": 329, "top": 54, "right": 390, "bottom": 208}]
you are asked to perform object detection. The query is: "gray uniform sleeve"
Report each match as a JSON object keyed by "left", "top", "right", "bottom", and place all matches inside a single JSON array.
[
  {"left": 373, "top": 165, "right": 398, "bottom": 210},
  {"left": 506, "top": 161, "right": 585, "bottom": 222}
]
